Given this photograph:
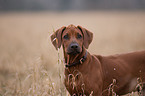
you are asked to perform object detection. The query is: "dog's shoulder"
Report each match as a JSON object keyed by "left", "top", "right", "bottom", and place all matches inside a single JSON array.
[{"left": 93, "top": 54, "right": 117, "bottom": 62}]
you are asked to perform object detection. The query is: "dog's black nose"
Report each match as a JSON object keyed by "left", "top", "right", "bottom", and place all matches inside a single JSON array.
[
  {"left": 67, "top": 43, "right": 81, "bottom": 55},
  {"left": 70, "top": 43, "right": 79, "bottom": 49}
]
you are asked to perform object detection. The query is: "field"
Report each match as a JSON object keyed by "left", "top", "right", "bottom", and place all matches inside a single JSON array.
[{"left": 0, "top": 11, "right": 145, "bottom": 96}]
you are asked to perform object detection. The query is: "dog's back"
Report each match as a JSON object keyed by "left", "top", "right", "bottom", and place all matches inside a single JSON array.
[{"left": 95, "top": 50, "right": 145, "bottom": 95}]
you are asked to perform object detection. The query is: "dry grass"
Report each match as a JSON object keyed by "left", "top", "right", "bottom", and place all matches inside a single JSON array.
[{"left": 0, "top": 11, "right": 145, "bottom": 96}]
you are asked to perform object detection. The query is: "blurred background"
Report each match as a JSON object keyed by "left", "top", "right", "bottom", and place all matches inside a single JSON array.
[
  {"left": 0, "top": 0, "right": 145, "bottom": 11},
  {"left": 0, "top": 0, "right": 145, "bottom": 95}
]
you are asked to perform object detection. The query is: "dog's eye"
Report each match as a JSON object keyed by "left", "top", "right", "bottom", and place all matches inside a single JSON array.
[
  {"left": 77, "top": 33, "right": 82, "bottom": 39},
  {"left": 63, "top": 34, "right": 69, "bottom": 39}
]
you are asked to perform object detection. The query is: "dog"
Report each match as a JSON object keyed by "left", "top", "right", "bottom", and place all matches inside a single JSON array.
[{"left": 51, "top": 24, "right": 145, "bottom": 96}]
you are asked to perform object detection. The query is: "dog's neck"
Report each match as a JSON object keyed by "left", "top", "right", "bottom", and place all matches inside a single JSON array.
[{"left": 63, "top": 47, "right": 87, "bottom": 66}]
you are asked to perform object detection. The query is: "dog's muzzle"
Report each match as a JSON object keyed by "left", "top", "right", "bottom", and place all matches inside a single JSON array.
[{"left": 67, "top": 43, "right": 81, "bottom": 55}]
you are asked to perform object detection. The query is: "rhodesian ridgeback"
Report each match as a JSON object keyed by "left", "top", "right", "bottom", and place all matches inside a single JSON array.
[{"left": 51, "top": 24, "right": 145, "bottom": 96}]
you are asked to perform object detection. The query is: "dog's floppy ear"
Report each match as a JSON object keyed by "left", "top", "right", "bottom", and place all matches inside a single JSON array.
[
  {"left": 77, "top": 25, "right": 93, "bottom": 49},
  {"left": 51, "top": 26, "right": 66, "bottom": 50}
]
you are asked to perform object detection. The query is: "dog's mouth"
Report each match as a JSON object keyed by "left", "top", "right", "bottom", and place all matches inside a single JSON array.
[{"left": 67, "top": 50, "right": 81, "bottom": 55}]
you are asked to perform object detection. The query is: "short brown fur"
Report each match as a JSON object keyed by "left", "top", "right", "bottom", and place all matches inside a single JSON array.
[{"left": 51, "top": 24, "right": 145, "bottom": 96}]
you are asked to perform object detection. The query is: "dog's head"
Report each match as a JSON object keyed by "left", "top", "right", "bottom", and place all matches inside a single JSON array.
[{"left": 51, "top": 24, "right": 93, "bottom": 55}]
